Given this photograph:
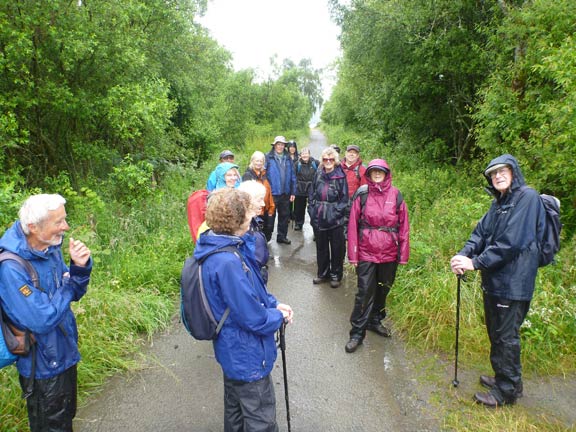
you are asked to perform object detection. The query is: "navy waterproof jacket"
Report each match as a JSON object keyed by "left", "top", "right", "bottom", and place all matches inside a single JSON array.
[
  {"left": 0, "top": 222, "right": 92, "bottom": 379},
  {"left": 458, "top": 154, "right": 545, "bottom": 301},
  {"left": 265, "top": 149, "right": 296, "bottom": 196},
  {"left": 194, "top": 231, "right": 283, "bottom": 382}
]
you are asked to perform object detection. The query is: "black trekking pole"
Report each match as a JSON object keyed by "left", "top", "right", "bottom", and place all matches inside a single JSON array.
[
  {"left": 453, "top": 274, "right": 463, "bottom": 387},
  {"left": 279, "top": 320, "right": 292, "bottom": 432}
]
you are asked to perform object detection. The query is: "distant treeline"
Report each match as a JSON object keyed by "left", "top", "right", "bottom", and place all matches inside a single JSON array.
[
  {"left": 0, "top": 0, "right": 321, "bottom": 194},
  {"left": 324, "top": 0, "right": 575, "bottom": 234}
]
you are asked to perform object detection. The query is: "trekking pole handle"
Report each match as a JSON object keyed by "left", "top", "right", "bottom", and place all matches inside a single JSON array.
[{"left": 279, "top": 320, "right": 287, "bottom": 351}]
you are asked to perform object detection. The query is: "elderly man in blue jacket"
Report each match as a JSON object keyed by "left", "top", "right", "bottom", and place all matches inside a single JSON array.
[
  {"left": 265, "top": 136, "right": 296, "bottom": 244},
  {"left": 0, "top": 194, "right": 92, "bottom": 431},
  {"left": 450, "top": 154, "right": 545, "bottom": 408}
]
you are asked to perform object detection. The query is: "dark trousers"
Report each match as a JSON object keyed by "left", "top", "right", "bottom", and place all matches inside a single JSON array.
[
  {"left": 19, "top": 365, "right": 77, "bottom": 432},
  {"left": 349, "top": 261, "right": 398, "bottom": 338},
  {"left": 315, "top": 226, "right": 345, "bottom": 281},
  {"left": 483, "top": 293, "right": 530, "bottom": 403},
  {"left": 261, "top": 213, "right": 274, "bottom": 242},
  {"left": 223, "top": 374, "right": 279, "bottom": 432},
  {"left": 271, "top": 194, "right": 291, "bottom": 241},
  {"left": 293, "top": 195, "right": 308, "bottom": 226}
]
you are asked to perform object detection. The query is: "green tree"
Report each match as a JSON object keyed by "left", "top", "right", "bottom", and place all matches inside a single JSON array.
[{"left": 474, "top": 0, "right": 576, "bottom": 234}]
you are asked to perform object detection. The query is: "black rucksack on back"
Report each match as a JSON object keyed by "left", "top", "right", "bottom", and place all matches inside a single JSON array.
[
  {"left": 180, "top": 246, "right": 246, "bottom": 340},
  {"left": 537, "top": 193, "right": 562, "bottom": 267}
]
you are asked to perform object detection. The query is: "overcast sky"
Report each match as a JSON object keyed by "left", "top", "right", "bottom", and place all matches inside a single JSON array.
[{"left": 198, "top": 0, "right": 341, "bottom": 99}]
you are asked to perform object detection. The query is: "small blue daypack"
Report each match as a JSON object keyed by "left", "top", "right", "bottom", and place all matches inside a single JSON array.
[{"left": 180, "top": 246, "right": 247, "bottom": 340}]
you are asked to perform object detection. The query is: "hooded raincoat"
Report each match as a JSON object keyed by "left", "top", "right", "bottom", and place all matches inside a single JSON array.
[
  {"left": 194, "top": 231, "right": 283, "bottom": 382},
  {"left": 347, "top": 159, "right": 409, "bottom": 264},
  {"left": 308, "top": 165, "right": 349, "bottom": 231},
  {"left": 458, "top": 154, "right": 545, "bottom": 301},
  {"left": 206, "top": 162, "right": 241, "bottom": 191}
]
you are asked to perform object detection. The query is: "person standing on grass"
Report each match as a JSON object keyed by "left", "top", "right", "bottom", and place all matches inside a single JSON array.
[
  {"left": 195, "top": 188, "right": 293, "bottom": 431},
  {"left": 345, "top": 159, "right": 410, "bottom": 353},
  {"left": 265, "top": 136, "right": 296, "bottom": 245},
  {"left": 0, "top": 194, "right": 92, "bottom": 432},
  {"left": 308, "top": 146, "right": 348, "bottom": 288},
  {"left": 450, "top": 154, "right": 545, "bottom": 408}
]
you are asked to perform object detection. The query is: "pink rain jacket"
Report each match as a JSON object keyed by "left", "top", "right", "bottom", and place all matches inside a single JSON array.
[{"left": 347, "top": 159, "right": 410, "bottom": 264}]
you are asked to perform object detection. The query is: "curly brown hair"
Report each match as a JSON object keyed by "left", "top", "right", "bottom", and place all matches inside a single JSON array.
[{"left": 205, "top": 188, "right": 251, "bottom": 235}]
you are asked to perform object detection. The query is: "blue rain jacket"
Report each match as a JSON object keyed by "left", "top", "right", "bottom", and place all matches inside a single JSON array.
[
  {"left": 0, "top": 222, "right": 92, "bottom": 378},
  {"left": 194, "top": 231, "right": 282, "bottom": 382}
]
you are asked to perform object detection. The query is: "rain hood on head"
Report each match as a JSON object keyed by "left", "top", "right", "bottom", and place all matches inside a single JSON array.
[
  {"left": 214, "top": 162, "right": 240, "bottom": 190},
  {"left": 483, "top": 154, "right": 525, "bottom": 198}
]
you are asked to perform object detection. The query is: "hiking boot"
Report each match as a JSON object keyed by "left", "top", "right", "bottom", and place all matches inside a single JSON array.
[
  {"left": 473, "top": 391, "right": 500, "bottom": 408},
  {"left": 330, "top": 279, "right": 340, "bottom": 288},
  {"left": 479, "top": 375, "right": 523, "bottom": 398},
  {"left": 367, "top": 323, "right": 391, "bottom": 337},
  {"left": 313, "top": 277, "right": 329, "bottom": 284},
  {"left": 345, "top": 337, "right": 362, "bottom": 353}
]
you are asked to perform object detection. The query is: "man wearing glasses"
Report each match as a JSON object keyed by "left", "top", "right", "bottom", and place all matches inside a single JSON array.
[
  {"left": 265, "top": 136, "right": 296, "bottom": 244},
  {"left": 450, "top": 154, "right": 545, "bottom": 407}
]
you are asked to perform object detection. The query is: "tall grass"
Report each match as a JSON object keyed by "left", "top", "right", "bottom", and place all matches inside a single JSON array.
[{"left": 0, "top": 163, "right": 204, "bottom": 430}]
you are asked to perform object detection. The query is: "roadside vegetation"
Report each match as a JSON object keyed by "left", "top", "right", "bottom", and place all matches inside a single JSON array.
[{"left": 1, "top": 0, "right": 575, "bottom": 431}]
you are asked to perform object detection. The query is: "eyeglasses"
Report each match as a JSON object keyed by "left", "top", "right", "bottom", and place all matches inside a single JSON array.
[
  {"left": 489, "top": 167, "right": 510, "bottom": 178},
  {"left": 322, "top": 158, "right": 335, "bottom": 163}
]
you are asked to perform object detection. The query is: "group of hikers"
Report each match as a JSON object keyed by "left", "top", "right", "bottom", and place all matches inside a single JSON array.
[{"left": 0, "top": 135, "right": 548, "bottom": 430}]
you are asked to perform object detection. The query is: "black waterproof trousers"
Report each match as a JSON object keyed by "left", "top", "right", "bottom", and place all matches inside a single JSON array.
[
  {"left": 483, "top": 292, "right": 530, "bottom": 404},
  {"left": 19, "top": 365, "right": 77, "bottom": 432},
  {"left": 223, "top": 374, "right": 279, "bottom": 432},
  {"left": 349, "top": 261, "right": 398, "bottom": 338},
  {"left": 293, "top": 195, "right": 308, "bottom": 226},
  {"left": 271, "top": 194, "right": 291, "bottom": 241},
  {"left": 315, "top": 225, "right": 345, "bottom": 281}
]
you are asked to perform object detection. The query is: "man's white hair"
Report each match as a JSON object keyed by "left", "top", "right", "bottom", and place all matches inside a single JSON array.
[
  {"left": 238, "top": 180, "right": 266, "bottom": 200},
  {"left": 19, "top": 194, "right": 66, "bottom": 235}
]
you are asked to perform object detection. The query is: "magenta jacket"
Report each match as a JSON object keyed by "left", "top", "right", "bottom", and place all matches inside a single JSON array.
[{"left": 347, "top": 160, "right": 410, "bottom": 264}]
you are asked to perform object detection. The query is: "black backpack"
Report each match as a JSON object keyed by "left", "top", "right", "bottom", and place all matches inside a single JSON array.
[
  {"left": 180, "top": 246, "right": 247, "bottom": 340},
  {"left": 537, "top": 194, "right": 562, "bottom": 267}
]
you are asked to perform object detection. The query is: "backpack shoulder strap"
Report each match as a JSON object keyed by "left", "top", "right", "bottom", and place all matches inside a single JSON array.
[
  {"left": 354, "top": 164, "right": 361, "bottom": 180},
  {"left": 396, "top": 190, "right": 404, "bottom": 212},
  {"left": 0, "top": 251, "right": 40, "bottom": 289}
]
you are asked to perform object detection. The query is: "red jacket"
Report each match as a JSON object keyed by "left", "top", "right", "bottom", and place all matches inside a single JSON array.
[
  {"left": 347, "top": 161, "right": 410, "bottom": 264},
  {"left": 341, "top": 159, "right": 367, "bottom": 198}
]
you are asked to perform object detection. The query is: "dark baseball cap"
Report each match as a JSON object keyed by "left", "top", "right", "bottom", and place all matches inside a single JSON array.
[
  {"left": 219, "top": 150, "right": 234, "bottom": 159},
  {"left": 346, "top": 145, "right": 361, "bottom": 152}
]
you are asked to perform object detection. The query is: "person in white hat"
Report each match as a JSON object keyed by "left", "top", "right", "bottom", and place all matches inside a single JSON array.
[{"left": 265, "top": 136, "right": 296, "bottom": 244}]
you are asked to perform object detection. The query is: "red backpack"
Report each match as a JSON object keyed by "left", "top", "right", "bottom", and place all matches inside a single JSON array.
[{"left": 186, "top": 189, "right": 209, "bottom": 243}]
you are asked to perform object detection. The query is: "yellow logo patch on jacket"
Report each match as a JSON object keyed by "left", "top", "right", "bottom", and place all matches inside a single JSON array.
[{"left": 19, "top": 285, "right": 33, "bottom": 297}]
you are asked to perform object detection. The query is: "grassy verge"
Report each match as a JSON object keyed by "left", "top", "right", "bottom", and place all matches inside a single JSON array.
[{"left": 323, "top": 123, "right": 576, "bottom": 430}]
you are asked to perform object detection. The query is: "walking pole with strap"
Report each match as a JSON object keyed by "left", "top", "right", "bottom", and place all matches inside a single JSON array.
[
  {"left": 279, "top": 320, "right": 292, "bottom": 432},
  {"left": 453, "top": 274, "right": 463, "bottom": 387}
]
